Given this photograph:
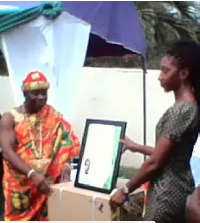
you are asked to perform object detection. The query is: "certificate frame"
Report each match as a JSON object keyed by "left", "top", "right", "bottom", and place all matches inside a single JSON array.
[{"left": 75, "top": 119, "right": 126, "bottom": 194}]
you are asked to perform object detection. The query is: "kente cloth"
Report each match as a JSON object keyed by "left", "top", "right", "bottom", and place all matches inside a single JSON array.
[{"left": 3, "top": 104, "right": 80, "bottom": 221}]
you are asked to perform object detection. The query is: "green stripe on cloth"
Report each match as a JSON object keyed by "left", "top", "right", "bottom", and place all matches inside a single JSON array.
[{"left": 0, "top": 1, "right": 63, "bottom": 33}]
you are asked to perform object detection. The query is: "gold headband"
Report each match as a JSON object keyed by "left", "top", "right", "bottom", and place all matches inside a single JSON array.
[{"left": 22, "top": 81, "right": 50, "bottom": 91}]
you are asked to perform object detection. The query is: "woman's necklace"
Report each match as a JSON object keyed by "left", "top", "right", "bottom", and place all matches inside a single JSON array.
[{"left": 23, "top": 105, "right": 43, "bottom": 159}]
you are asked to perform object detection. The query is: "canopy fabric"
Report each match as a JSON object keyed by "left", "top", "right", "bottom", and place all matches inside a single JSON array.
[{"left": 0, "top": 1, "right": 147, "bottom": 58}]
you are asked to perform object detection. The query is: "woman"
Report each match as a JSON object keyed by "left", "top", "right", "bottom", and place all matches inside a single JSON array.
[{"left": 110, "top": 41, "right": 200, "bottom": 223}]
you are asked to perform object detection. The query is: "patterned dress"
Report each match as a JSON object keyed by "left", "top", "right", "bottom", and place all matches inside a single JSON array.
[{"left": 144, "top": 101, "right": 199, "bottom": 223}]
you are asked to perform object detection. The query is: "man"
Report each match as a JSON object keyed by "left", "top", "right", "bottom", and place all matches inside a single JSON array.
[{"left": 0, "top": 71, "right": 80, "bottom": 221}]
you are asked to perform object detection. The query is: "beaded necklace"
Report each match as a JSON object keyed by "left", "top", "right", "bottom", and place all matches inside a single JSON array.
[{"left": 23, "top": 105, "right": 43, "bottom": 159}]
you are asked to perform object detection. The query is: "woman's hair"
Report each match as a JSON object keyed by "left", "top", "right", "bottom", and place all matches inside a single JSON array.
[{"left": 167, "top": 41, "right": 200, "bottom": 109}]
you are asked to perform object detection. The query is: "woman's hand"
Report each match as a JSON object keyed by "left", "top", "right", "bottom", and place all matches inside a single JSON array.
[
  {"left": 120, "top": 137, "right": 140, "bottom": 153},
  {"left": 109, "top": 189, "right": 127, "bottom": 212}
]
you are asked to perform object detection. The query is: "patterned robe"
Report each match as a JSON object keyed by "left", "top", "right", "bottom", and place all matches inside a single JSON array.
[{"left": 3, "top": 105, "right": 80, "bottom": 221}]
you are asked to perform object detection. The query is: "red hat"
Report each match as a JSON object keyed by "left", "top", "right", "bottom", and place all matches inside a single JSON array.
[{"left": 22, "top": 71, "right": 50, "bottom": 91}]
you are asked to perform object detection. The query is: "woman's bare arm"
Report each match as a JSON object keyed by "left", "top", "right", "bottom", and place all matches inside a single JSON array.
[{"left": 126, "top": 137, "right": 173, "bottom": 192}]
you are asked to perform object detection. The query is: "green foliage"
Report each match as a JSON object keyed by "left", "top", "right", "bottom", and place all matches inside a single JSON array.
[
  {"left": 85, "top": 55, "right": 142, "bottom": 68},
  {"left": 167, "top": 1, "right": 198, "bottom": 20},
  {"left": 135, "top": 1, "right": 200, "bottom": 47}
]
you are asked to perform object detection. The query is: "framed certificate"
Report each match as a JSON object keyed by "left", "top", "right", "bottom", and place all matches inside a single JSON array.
[{"left": 75, "top": 119, "right": 126, "bottom": 194}]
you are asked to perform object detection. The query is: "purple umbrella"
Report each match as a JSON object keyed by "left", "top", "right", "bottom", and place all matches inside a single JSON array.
[{"left": 62, "top": 1, "right": 147, "bottom": 58}]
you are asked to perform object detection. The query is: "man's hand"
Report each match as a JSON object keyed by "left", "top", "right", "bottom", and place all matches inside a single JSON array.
[
  {"left": 59, "top": 164, "right": 71, "bottom": 182},
  {"left": 30, "top": 172, "right": 51, "bottom": 195},
  {"left": 109, "top": 188, "right": 127, "bottom": 212}
]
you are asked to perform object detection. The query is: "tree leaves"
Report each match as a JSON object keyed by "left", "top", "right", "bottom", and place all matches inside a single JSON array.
[{"left": 135, "top": 1, "right": 199, "bottom": 46}]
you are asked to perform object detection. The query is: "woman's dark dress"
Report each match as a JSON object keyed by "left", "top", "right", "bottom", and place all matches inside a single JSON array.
[{"left": 144, "top": 101, "right": 199, "bottom": 223}]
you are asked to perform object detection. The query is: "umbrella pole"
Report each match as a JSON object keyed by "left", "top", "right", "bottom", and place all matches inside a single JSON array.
[{"left": 142, "top": 56, "right": 147, "bottom": 161}]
